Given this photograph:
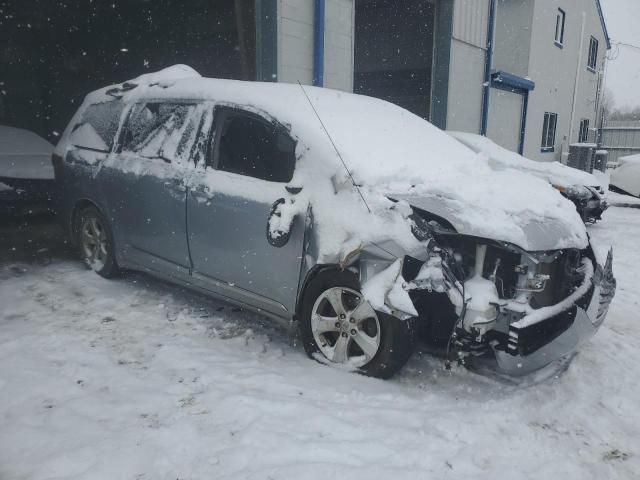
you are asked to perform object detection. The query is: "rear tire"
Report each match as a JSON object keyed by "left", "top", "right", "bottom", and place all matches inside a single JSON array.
[
  {"left": 76, "top": 206, "right": 119, "bottom": 278},
  {"left": 299, "top": 269, "right": 416, "bottom": 379}
]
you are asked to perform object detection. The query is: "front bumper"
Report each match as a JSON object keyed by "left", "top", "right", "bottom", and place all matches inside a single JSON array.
[{"left": 492, "top": 250, "right": 616, "bottom": 376}]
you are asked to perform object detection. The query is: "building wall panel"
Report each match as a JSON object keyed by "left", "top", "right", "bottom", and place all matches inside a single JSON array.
[
  {"left": 452, "top": 0, "right": 489, "bottom": 48},
  {"left": 446, "top": 39, "right": 485, "bottom": 133},
  {"left": 277, "top": 0, "right": 314, "bottom": 84},
  {"left": 324, "top": 0, "right": 354, "bottom": 91}
]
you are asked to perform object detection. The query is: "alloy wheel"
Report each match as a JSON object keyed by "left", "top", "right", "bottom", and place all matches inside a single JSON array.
[
  {"left": 311, "top": 287, "right": 381, "bottom": 367},
  {"left": 81, "top": 216, "right": 108, "bottom": 271}
]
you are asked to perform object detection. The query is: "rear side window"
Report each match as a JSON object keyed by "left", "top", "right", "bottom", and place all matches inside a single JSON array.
[
  {"left": 212, "top": 109, "right": 296, "bottom": 183},
  {"left": 70, "top": 100, "right": 125, "bottom": 152},
  {"left": 122, "top": 103, "right": 201, "bottom": 163}
]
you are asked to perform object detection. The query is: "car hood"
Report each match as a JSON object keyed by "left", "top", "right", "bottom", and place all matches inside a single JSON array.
[{"left": 392, "top": 190, "right": 589, "bottom": 252}]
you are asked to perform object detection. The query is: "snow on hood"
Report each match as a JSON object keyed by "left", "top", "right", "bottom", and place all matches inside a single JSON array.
[
  {"left": 448, "top": 131, "right": 602, "bottom": 189},
  {"left": 60, "top": 66, "right": 588, "bottom": 253},
  {"left": 619, "top": 153, "right": 640, "bottom": 165},
  {"left": 611, "top": 155, "right": 640, "bottom": 197},
  {"left": 0, "top": 125, "right": 54, "bottom": 180}
]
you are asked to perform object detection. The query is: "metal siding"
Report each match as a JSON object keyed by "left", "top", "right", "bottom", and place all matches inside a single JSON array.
[
  {"left": 453, "top": 0, "right": 489, "bottom": 48},
  {"left": 323, "top": 0, "right": 354, "bottom": 92},
  {"left": 277, "top": 0, "right": 314, "bottom": 85},
  {"left": 600, "top": 121, "right": 640, "bottom": 163}
]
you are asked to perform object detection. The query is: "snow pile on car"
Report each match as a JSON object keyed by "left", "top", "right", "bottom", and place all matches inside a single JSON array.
[
  {"left": 610, "top": 154, "right": 640, "bottom": 197},
  {"left": 56, "top": 65, "right": 588, "bottom": 257},
  {"left": 0, "top": 126, "right": 54, "bottom": 180},
  {"left": 447, "top": 131, "right": 602, "bottom": 189}
]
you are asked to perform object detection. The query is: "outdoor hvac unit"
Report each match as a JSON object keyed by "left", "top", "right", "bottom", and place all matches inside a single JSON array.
[
  {"left": 568, "top": 143, "right": 596, "bottom": 173},
  {"left": 593, "top": 150, "right": 609, "bottom": 173}
]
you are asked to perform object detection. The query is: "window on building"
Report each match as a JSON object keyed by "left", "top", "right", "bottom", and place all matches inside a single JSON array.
[
  {"left": 555, "top": 9, "right": 566, "bottom": 46},
  {"left": 578, "top": 119, "right": 590, "bottom": 143},
  {"left": 212, "top": 109, "right": 296, "bottom": 183},
  {"left": 588, "top": 36, "right": 599, "bottom": 71},
  {"left": 541, "top": 112, "right": 558, "bottom": 152}
]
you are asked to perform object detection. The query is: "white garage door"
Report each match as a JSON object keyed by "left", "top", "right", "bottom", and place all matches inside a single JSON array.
[{"left": 487, "top": 89, "right": 524, "bottom": 153}]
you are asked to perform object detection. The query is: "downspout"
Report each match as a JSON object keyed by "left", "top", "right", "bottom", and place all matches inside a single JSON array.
[
  {"left": 480, "top": 0, "right": 498, "bottom": 135},
  {"left": 313, "top": 0, "right": 325, "bottom": 87},
  {"left": 596, "top": 48, "right": 609, "bottom": 144},
  {"left": 519, "top": 91, "right": 529, "bottom": 155},
  {"left": 568, "top": 12, "right": 586, "bottom": 146}
]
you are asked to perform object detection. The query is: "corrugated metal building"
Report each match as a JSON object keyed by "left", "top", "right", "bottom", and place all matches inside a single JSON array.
[{"left": 600, "top": 120, "right": 640, "bottom": 164}]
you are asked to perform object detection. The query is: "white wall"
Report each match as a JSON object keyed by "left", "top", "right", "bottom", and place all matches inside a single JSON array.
[
  {"left": 523, "top": 0, "right": 608, "bottom": 162},
  {"left": 277, "top": 0, "right": 314, "bottom": 85},
  {"left": 493, "top": 0, "right": 535, "bottom": 77},
  {"left": 324, "top": 0, "right": 354, "bottom": 91},
  {"left": 487, "top": 89, "right": 524, "bottom": 151},
  {"left": 446, "top": 0, "right": 489, "bottom": 133},
  {"left": 276, "top": 0, "right": 354, "bottom": 92}
]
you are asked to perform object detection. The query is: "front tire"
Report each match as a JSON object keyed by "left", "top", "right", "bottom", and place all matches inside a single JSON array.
[
  {"left": 299, "top": 269, "right": 416, "bottom": 379},
  {"left": 76, "top": 206, "right": 119, "bottom": 278}
]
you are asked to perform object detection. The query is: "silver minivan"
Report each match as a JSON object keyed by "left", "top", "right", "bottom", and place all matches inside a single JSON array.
[{"left": 53, "top": 66, "right": 615, "bottom": 379}]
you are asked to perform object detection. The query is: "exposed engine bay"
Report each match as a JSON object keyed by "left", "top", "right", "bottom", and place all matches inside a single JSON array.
[{"left": 354, "top": 207, "right": 616, "bottom": 375}]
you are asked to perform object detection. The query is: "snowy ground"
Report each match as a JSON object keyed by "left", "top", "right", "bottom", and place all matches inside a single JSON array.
[{"left": 1, "top": 207, "right": 639, "bottom": 480}]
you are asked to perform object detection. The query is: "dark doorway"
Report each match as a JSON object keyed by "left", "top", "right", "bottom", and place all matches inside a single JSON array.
[
  {"left": 354, "top": 0, "right": 435, "bottom": 120},
  {"left": 0, "top": 0, "right": 257, "bottom": 142}
]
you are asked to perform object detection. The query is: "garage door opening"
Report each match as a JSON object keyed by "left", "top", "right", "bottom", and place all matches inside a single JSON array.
[
  {"left": 0, "top": 0, "right": 257, "bottom": 142},
  {"left": 354, "top": 0, "right": 435, "bottom": 120}
]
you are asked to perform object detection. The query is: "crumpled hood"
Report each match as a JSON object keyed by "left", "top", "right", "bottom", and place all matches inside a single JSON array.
[{"left": 392, "top": 189, "right": 589, "bottom": 252}]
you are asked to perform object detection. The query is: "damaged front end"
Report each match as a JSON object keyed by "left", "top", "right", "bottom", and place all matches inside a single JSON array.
[
  {"left": 355, "top": 213, "right": 616, "bottom": 376},
  {"left": 556, "top": 184, "right": 609, "bottom": 224}
]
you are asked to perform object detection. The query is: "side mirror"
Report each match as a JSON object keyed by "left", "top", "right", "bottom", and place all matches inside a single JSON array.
[{"left": 267, "top": 198, "right": 293, "bottom": 248}]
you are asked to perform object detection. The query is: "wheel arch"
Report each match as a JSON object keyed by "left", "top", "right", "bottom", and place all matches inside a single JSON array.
[{"left": 295, "top": 264, "right": 357, "bottom": 322}]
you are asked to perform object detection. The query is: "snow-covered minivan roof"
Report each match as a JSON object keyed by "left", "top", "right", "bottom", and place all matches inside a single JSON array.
[{"left": 58, "top": 65, "right": 588, "bottom": 252}]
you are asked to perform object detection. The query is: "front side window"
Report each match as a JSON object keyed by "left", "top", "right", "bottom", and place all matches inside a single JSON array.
[
  {"left": 578, "top": 119, "right": 590, "bottom": 143},
  {"left": 541, "top": 112, "right": 558, "bottom": 152},
  {"left": 555, "top": 9, "right": 566, "bottom": 46},
  {"left": 212, "top": 109, "right": 296, "bottom": 183},
  {"left": 122, "top": 103, "right": 200, "bottom": 163},
  {"left": 588, "top": 36, "right": 599, "bottom": 71},
  {"left": 69, "top": 100, "right": 125, "bottom": 152}
]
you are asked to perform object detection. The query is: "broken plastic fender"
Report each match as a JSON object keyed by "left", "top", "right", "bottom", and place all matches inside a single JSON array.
[{"left": 361, "top": 259, "right": 418, "bottom": 319}]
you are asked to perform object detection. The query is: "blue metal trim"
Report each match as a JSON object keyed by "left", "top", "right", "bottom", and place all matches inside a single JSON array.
[
  {"left": 519, "top": 91, "right": 530, "bottom": 155},
  {"left": 313, "top": 0, "right": 325, "bottom": 87},
  {"left": 480, "top": 0, "right": 497, "bottom": 136},
  {"left": 491, "top": 71, "right": 535, "bottom": 92}
]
